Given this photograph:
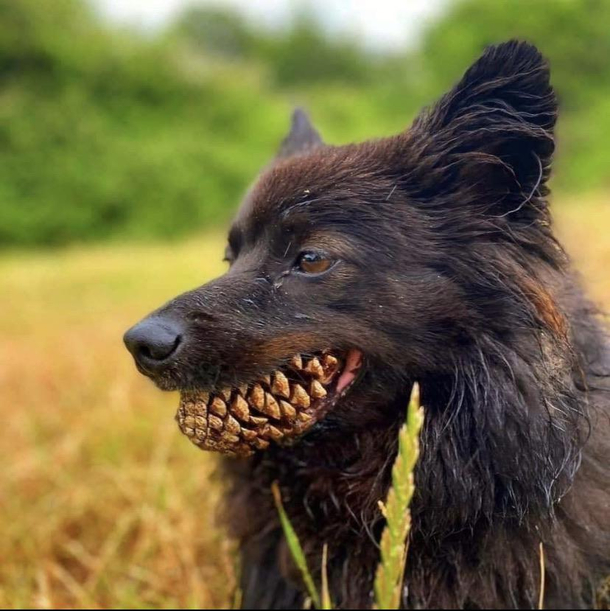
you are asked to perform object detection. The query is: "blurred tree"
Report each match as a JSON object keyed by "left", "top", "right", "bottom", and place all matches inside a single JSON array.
[
  {"left": 0, "top": 0, "right": 608, "bottom": 248},
  {"left": 0, "top": 0, "right": 90, "bottom": 79},
  {"left": 261, "top": 9, "right": 372, "bottom": 86},
  {"left": 172, "top": 6, "right": 257, "bottom": 60},
  {"left": 418, "top": 0, "right": 610, "bottom": 189},
  {"left": 172, "top": 5, "right": 376, "bottom": 87},
  {"left": 420, "top": 0, "right": 610, "bottom": 109}
]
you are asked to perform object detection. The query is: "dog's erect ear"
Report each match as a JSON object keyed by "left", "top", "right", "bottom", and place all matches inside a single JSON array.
[
  {"left": 405, "top": 41, "right": 557, "bottom": 216},
  {"left": 277, "top": 108, "right": 324, "bottom": 159}
]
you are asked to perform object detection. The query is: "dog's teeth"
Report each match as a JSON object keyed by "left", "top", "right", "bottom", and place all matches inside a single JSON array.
[
  {"left": 322, "top": 354, "right": 338, "bottom": 369},
  {"left": 231, "top": 395, "right": 250, "bottom": 421},
  {"left": 262, "top": 393, "right": 281, "bottom": 419},
  {"left": 253, "top": 438, "right": 270, "bottom": 450},
  {"left": 240, "top": 428, "right": 257, "bottom": 441},
  {"left": 181, "top": 401, "right": 196, "bottom": 416},
  {"left": 290, "top": 355, "right": 303, "bottom": 370},
  {"left": 178, "top": 353, "right": 341, "bottom": 453},
  {"left": 304, "top": 357, "right": 324, "bottom": 379},
  {"left": 225, "top": 415, "right": 241, "bottom": 435},
  {"left": 263, "top": 425, "right": 283, "bottom": 441},
  {"left": 270, "top": 425, "right": 283, "bottom": 439},
  {"left": 208, "top": 415, "right": 224, "bottom": 431},
  {"left": 279, "top": 400, "right": 297, "bottom": 419},
  {"left": 321, "top": 354, "right": 340, "bottom": 381},
  {"left": 210, "top": 397, "right": 227, "bottom": 418},
  {"left": 290, "top": 384, "right": 311, "bottom": 408},
  {"left": 196, "top": 391, "right": 210, "bottom": 405},
  {"left": 249, "top": 415, "right": 268, "bottom": 426},
  {"left": 249, "top": 384, "right": 266, "bottom": 410},
  {"left": 271, "top": 372, "right": 290, "bottom": 398},
  {"left": 310, "top": 379, "right": 327, "bottom": 399}
]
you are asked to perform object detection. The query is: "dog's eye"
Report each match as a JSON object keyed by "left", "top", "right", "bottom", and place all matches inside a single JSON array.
[{"left": 295, "top": 251, "right": 333, "bottom": 274}]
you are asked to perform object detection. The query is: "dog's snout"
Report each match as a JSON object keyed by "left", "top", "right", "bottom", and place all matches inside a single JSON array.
[{"left": 123, "top": 317, "right": 183, "bottom": 372}]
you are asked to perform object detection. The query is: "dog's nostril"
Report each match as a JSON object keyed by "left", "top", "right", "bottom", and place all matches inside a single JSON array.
[
  {"left": 123, "top": 318, "right": 183, "bottom": 370},
  {"left": 139, "top": 344, "right": 153, "bottom": 360},
  {"left": 137, "top": 334, "right": 181, "bottom": 362}
]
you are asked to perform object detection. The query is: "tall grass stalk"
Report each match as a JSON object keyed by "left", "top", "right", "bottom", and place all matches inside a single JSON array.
[
  {"left": 271, "top": 384, "right": 424, "bottom": 609},
  {"left": 271, "top": 481, "right": 321, "bottom": 609},
  {"left": 373, "top": 383, "right": 424, "bottom": 610},
  {"left": 321, "top": 543, "right": 333, "bottom": 610}
]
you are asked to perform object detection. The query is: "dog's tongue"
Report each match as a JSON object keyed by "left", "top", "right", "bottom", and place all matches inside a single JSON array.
[{"left": 337, "top": 349, "right": 362, "bottom": 393}]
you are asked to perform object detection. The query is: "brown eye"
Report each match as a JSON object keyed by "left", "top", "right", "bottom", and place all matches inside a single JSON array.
[{"left": 296, "top": 251, "right": 333, "bottom": 274}]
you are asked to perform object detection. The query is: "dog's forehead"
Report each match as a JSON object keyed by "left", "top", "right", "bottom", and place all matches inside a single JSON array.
[
  {"left": 234, "top": 141, "right": 394, "bottom": 237},
  {"left": 239, "top": 149, "right": 348, "bottom": 223}
]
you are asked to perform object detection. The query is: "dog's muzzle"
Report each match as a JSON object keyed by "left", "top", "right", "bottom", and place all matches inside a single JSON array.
[{"left": 124, "top": 315, "right": 362, "bottom": 457}]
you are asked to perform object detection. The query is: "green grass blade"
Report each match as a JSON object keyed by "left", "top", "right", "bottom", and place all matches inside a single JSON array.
[
  {"left": 374, "top": 383, "right": 424, "bottom": 610},
  {"left": 272, "top": 481, "right": 321, "bottom": 609}
]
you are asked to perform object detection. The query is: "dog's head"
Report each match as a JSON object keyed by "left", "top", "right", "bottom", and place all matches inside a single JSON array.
[{"left": 124, "top": 41, "right": 558, "bottom": 457}]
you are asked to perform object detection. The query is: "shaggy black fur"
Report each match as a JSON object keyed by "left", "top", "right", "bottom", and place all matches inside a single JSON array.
[{"left": 126, "top": 41, "right": 610, "bottom": 608}]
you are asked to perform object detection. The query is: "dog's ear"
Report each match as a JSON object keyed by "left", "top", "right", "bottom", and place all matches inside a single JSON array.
[
  {"left": 405, "top": 41, "right": 557, "bottom": 217},
  {"left": 277, "top": 108, "right": 324, "bottom": 159}
]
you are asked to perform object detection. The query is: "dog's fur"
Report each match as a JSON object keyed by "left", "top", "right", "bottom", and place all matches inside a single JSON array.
[{"left": 129, "top": 41, "right": 610, "bottom": 608}]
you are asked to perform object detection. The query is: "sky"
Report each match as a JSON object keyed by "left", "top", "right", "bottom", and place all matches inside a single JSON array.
[{"left": 92, "top": 0, "right": 448, "bottom": 50}]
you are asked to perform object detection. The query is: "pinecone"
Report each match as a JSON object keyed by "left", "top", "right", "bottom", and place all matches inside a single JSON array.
[
  {"left": 597, "top": 575, "right": 610, "bottom": 610},
  {"left": 176, "top": 353, "right": 341, "bottom": 457}
]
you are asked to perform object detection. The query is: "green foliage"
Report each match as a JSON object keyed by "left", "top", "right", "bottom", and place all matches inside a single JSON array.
[
  {"left": 0, "top": 0, "right": 289, "bottom": 247},
  {"left": 1, "top": 0, "right": 609, "bottom": 247},
  {"left": 172, "top": 5, "right": 381, "bottom": 87}
]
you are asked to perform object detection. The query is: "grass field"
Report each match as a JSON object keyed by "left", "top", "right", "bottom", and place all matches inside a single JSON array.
[{"left": 1, "top": 196, "right": 609, "bottom": 609}]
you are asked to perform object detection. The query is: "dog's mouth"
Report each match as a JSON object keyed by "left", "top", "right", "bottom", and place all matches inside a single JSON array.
[{"left": 176, "top": 348, "right": 363, "bottom": 457}]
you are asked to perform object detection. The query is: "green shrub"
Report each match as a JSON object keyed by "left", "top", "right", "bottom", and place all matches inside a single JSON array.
[{"left": 0, "top": 0, "right": 608, "bottom": 248}]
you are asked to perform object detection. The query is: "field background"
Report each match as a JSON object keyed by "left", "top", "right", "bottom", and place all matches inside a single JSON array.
[{"left": 1, "top": 0, "right": 610, "bottom": 608}]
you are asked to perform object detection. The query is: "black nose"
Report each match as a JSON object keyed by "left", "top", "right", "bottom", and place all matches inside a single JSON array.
[{"left": 123, "top": 317, "right": 183, "bottom": 373}]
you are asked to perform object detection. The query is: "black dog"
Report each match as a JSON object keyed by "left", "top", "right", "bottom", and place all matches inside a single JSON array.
[{"left": 124, "top": 41, "right": 610, "bottom": 608}]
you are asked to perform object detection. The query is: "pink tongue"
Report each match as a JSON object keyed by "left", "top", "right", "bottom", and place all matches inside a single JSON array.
[{"left": 336, "top": 349, "right": 363, "bottom": 393}]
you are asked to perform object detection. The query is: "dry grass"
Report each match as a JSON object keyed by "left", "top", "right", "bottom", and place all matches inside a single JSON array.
[{"left": 1, "top": 196, "right": 608, "bottom": 609}]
